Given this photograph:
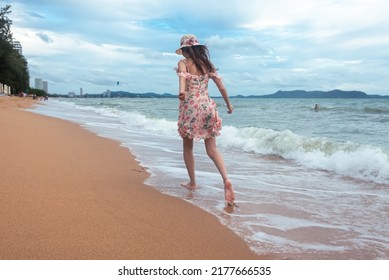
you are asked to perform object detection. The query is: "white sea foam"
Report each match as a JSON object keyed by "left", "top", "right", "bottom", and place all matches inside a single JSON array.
[{"left": 220, "top": 126, "right": 389, "bottom": 184}]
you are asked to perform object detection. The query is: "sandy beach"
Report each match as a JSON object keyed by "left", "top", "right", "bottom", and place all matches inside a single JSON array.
[{"left": 0, "top": 96, "right": 262, "bottom": 260}]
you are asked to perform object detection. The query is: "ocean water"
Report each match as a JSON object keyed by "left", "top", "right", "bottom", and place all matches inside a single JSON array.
[{"left": 30, "top": 97, "right": 389, "bottom": 259}]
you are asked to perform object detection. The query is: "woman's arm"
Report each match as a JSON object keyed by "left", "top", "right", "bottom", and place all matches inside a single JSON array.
[
  {"left": 177, "top": 60, "right": 187, "bottom": 101},
  {"left": 212, "top": 77, "right": 233, "bottom": 114}
]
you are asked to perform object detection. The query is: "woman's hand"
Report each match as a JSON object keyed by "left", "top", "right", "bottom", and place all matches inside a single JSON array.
[
  {"left": 227, "top": 104, "right": 234, "bottom": 114},
  {"left": 178, "top": 92, "right": 185, "bottom": 101}
]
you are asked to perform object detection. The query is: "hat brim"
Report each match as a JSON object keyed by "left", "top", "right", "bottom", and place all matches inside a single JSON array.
[
  {"left": 175, "top": 48, "right": 183, "bottom": 55},
  {"left": 175, "top": 43, "right": 204, "bottom": 55}
]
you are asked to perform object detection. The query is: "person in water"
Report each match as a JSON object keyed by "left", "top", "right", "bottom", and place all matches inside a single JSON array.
[{"left": 175, "top": 34, "right": 235, "bottom": 206}]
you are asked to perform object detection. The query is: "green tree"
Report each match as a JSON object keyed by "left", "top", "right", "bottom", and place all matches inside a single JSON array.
[
  {"left": 0, "top": 4, "right": 12, "bottom": 42},
  {"left": 0, "top": 4, "right": 29, "bottom": 94},
  {"left": 28, "top": 88, "right": 47, "bottom": 97}
]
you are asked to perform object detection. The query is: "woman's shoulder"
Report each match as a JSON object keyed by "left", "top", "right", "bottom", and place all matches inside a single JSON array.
[
  {"left": 177, "top": 59, "right": 188, "bottom": 70},
  {"left": 175, "top": 59, "right": 191, "bottom": 79},
  {"left": 178, "top": 58, "right": 187, "bottom": 65}
]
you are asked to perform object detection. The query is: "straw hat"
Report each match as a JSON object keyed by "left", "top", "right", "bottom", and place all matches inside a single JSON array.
[{"left": 175, "top": 34, "right": 204, "bottom": 55}]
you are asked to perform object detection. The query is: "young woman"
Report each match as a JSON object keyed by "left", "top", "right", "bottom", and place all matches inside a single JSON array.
[{"left": 175, "top": 34, "right": 235, "bottom": 206}]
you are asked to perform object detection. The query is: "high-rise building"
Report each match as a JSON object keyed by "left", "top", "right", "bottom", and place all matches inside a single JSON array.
[
  {"left": 35, "top": 78, "right": 43, "bottom": 90},
  {"left": 34, "top": 78, "right": 48, "bottom": 93},
  {"left": 43, "top": 81, "right": 48, "bottom": 93}
]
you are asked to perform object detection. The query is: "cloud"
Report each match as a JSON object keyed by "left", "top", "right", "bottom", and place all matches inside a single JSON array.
[
  {"left": 35, "top": 32, "right": 53, "bottom": 43},
  {"left": 4, "top": 0, "right": 389, "bottom": 95}
]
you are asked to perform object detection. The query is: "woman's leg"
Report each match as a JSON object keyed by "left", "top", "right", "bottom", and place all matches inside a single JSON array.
[
  {"left": 182, "top": 137, "right": 196, "bottom": 188},
  {"left": 204, "top": 138, "right": 235, "bottom": 204},
  {"left": 204, "top": 138, "right": 228, "bottom": 181}
]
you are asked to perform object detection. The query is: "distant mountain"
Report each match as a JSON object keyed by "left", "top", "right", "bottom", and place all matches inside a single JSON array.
[
  {"left": 53, "top": 89, "right": 388, "bottom": 99},
  {"left": 241, "top": 90, "right": 389, "bottom": 99},
  {"left": 109, "top": 89, "right": 388, "bottom": 99}
]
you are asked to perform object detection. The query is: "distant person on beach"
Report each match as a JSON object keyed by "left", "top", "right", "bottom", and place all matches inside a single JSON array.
[{"left": 175, "top": 34, "right": 235, "bottom": 206}]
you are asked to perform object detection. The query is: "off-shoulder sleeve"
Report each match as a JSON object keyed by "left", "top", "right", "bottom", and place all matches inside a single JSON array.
[
  {"left": 175, "top": 59, "right": 192, "bottom": 79},
  {"left": 176, "top": 69, "right": 192, "bottom": 79}
]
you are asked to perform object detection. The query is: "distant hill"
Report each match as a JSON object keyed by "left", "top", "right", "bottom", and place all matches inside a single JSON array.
[
  {"left": 52, "top": 89, "right": 388, "bottom": 99},
  {"left": 239, "top": 90, "right": 389, "bottom": 99},
  {"left": 109, "top": 89, "right": 389, "bottom": 99}
]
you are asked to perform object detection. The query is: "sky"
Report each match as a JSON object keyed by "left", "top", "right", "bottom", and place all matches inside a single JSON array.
[{"left": 2, "top": 0, "right": 389, "bottom": 96}]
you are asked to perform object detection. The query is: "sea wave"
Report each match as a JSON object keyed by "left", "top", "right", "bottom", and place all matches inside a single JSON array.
[
  {"left": 51, "top": 100, "right": 389, "bottom": 185},
  {"left": 220, "top": 126, "right": 389, "bottom": 185},
  {"left": 364, "top": 107, "right": 389, "bottom": 114}
]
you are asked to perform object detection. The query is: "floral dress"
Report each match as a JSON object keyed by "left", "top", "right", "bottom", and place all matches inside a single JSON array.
[{"left": 176, "top": 59, "right": 222, "bottom": 141}]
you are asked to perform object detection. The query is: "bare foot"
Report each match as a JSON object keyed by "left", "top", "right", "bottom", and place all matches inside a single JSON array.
[
  {"left": 181, "top": 182, "right": 197, "bottom": 190},
  {"left": 224, "top": 180, "right": 235, "bottom": 206}
]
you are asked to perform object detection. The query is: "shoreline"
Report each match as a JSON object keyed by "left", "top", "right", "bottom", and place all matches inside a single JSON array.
[{"left": 0, "top": 96, "right": 264, "bottom": 260}]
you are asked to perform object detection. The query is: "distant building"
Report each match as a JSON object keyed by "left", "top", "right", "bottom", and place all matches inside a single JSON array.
[
  {"left": 80, "top": 88, "right": 83, "bottom": 96},
  {"left": 12, "top": 41, "right": 22, "bottom": 55},
  {"left": 1, "top": 83, "right": 11, "bottom": 95},
  {"left": 68, "top": 92, "right": 76, "bottom": 98},
  {"left": 35, "top": 78, "right": 43, "bottom": 90},
  {"left": 34, "top": 78, "right": 48, "bottom": 93},
  {"left": 43, "top": 81, "right": 48, "bottom": 93},
  {"left": 102, "top": 90, "right": 111, "bottom": 97}
]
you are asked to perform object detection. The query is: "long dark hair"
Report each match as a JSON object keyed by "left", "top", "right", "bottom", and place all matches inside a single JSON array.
[{"left": 182, "top": 45, "right": 216, "bottom": 75}]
